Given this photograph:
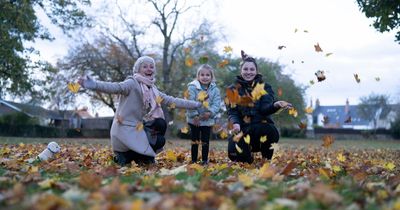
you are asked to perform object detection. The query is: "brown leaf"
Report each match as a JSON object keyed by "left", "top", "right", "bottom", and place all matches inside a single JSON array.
[
  {"left": 314, "top": 43, "right": 323, "bottom": 52},
  {"left": 280, "top": 161, "right": 297, "bottom": 176},
  {"left": 309, "top": 183, "right": 343, "bottom": 205},
  {"left": 79, "top": 172, "right": 102, "bottom": 191}
]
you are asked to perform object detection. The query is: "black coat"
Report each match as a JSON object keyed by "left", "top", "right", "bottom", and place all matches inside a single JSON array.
[{"left": 227, "top": 74, "right": 280, "bottom": 125}]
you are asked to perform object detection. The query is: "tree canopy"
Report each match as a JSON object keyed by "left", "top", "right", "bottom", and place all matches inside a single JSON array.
[
  {"left": 0, "top": 0, "right": 90, "bottom": 99},
  {"left": 356, "top": 0, "right": 400, "bottom": 43}
]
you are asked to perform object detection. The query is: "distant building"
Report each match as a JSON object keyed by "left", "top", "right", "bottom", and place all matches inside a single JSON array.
[{"left": 311, "top": 98, "right": 398, "bottom": 130}]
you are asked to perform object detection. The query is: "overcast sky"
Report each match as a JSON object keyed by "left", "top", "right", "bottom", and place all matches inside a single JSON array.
[{"left": 33, "top": 0, "right": 400, "bottom": 116}]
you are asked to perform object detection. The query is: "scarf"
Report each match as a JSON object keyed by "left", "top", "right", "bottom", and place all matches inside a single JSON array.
[{"left": 133, "top": 73, "right": 164, "bottom": 121}]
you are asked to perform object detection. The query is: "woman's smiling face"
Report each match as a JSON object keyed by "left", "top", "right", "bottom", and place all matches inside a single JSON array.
[
  {"left": 240, "top": 61, "right": 257, "bottom": 81},
  {"left": 138, "top": 61, "right": 155, "bottom": 79}
]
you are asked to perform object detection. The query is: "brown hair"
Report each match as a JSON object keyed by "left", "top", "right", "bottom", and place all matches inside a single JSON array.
[{"left": 239, "top": 50, "right": 258, "bottom": 71}]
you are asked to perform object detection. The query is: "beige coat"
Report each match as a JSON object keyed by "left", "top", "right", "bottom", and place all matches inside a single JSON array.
[{"left": 91, "top": 77, "right": 201, "bottom": 156}]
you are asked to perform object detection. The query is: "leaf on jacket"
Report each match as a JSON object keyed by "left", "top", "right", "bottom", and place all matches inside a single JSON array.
[
  {"left": 67, "top": 82, "right": 80, "bottom": 93},
  {"left": 354, "top": 73, "right": 361, "bottom": 83},
  {"left": 185, "top": 57, "right": 194, "bottom": 67},
  {"left": 314, "top": 43, "right": 323, "bottom": 52},
  {"left": 202, "top": 101, "right": 209, "bottom": 108},
  {"left": 136, "top": 122, "right": 144, "bottom": 131},
  {"left": 244, "top": 134, "right": 250, "bottom": 144},
  {"left": 225, "top": 88, "right": 240, "bottom": 107},
  {"left": 251, "top": 83, "right": 267, "bottom": 101},
  {"left": 260, "top": 135, "right": 267, "bottom": 143},
  {"left": 197, "top": 91, "right": 208, "bottom": 101},
  {"left": 315, "top": 70, "right": 326, "bottom": 82},
  {"left": 235, "top": 144, "right": 243, "bottom": 153}
]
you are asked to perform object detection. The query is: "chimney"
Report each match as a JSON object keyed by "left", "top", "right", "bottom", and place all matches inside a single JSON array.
[{"left": 345, "top": 98, "right": 349, "bottom": 114}]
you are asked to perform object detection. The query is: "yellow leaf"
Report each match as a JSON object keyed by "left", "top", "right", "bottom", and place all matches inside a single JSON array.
[
  {"left": 219, "top": 130, "right": 228, "bottom": 139},
  {"left": 305, "top": 106, "right": 313, "bottom": 114},
  {"left": 288, "top": 107, "right": 298, "bottom": 117},
  {"left": 244, "top": 134, "right": 250, "bottom": 144},
  {"left": 202, "top": 101, "right": 209, "bottom": 108},
  {"left": 251, "top": 83, "right": 267, "bottom": 101},
  {"left": 156, "top": 95, "right": 163, "bottom": 105},
  {"left": 197, "top": 91, "right": 208, "bottom": 101},
  {"left": 67, "top": 82, "right": 80, "bottom": 93},
  {"left": 270, "top": 143, "right": 280, "bottom": 151},
  {"left": 183, "top": 89, "right": 189, "bottom": 99},
  {"left": 135, "top": 122, "right": 144, "bottom": 131},
  {"left": 235, "top": 144, "right": 243, "bottom": 153},
  {"left": 233, "top": 131, "right": 243, "bottom": 142},
  {"left": 168, "top": 103, "right": 176, "bottom": 109},
  {"left": 260, "top": 135, "right": 267, "bottom": 143},
  {"left": 180, "top": 126, "right": 189, "bottom": 134},
  {"left": 130, "top": 200, "right": 144, "bottom": 210},
  {"left": 383, "top": 162, "right": 395, "bottom": 171},
  {"left": 238, "top": 174, "right": 253, "bottom": 187},
  {"left": 332, "top": 165, "right": 341, "bottom": 173},
  {"left": 185, "top": 57, "right": 194, "bottom": 67},
  {"left": 223, "top": 46, "right": 233, "bottom": 53},
  {"left": 165, "top": 150, "right": 177, "bottom": 162},
  {"left": 336, "top": 153, "right": 346, "bottom": 162},
  {"left": 38, "top": 178, "right": 55, "bottom": 189},
  {"left": 319, "top": 168, "right": 330, "bottom": 179}
]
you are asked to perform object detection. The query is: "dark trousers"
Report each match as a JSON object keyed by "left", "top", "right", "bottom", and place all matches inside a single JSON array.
[
  {"left": 115, "top": 118, "right": 167, "bottom": 166},
  {"left": 189, "top": 124, "right": 211, "bottom": 163},
  {"left": 228, "top": 123, "right": 279, "bottom": 163}
]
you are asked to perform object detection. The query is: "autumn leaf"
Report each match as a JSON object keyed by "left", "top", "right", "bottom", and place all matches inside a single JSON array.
[
  {"left": 185, "top": 57, "right": 194, "bottom": 67},
  {"left": 156, "top": 95, "right": 163, "bottom": 105},
  {"left": 375, "top": 77, "right": 380, "bottom": 81},
  {"left": 309, "top": 80, "right": 315, "bottom": 85},
  {"left": 135, "top": 122, "right": 144, "bottom": 131},
  {"left": 337, "top": 153, "right": 346, "bottom": 162},
  {"left": 314, "top": 42, "right": 323, "bottom": 52},
  {"left": 225, "top": 88, "right": 240, "bottom": 107},
  {"left": 344, "top": 116, "right": 351, "bottom": 123},
  {"left": 277, "top": 87, "right": 283, "bottom": 97},
  {"left": 180, "top": 126, "right": 189, "bottom": 134},
  {"left": 288, "top": 107, "right": 298, "bottom": 117},
  {"left": 383, "top": 162, "right": 395, "bottom": 171},
  {"left": 303, "top": 30, "right": 309, "bottom": 33},
  {"left": 270, "top": 143, "right": 280, "bottom": 151},
  {"left": 238, "top": 174, "right": 253, "bottom": 187},
  {"left": 298, "top": 122, "right": 307, "bottom": 129},
  {"left": 184, "top": 47, "right": 191, "bottom": 54},
  {"left": 260, "top": 135, "right": 267, "bottom": 143},
  {"left": 218, "top": 59, "right": 229, "bottom": 68},
  {"left": 280, "top": 161, "right": 296, "bottom": 176},
  {"left": 67, "top": 82, "right": 80, "bottom": 93},
  {"left": 197, "top": 91, "right": 208, "bottom": 101},
  {"left": 354, "top": 73, "right": 361, "bottom": 83},
  {"left": 251, "top": 83, "right": 267, "bottom": 101},
  {"left": 116, "top": 115, "right": 123, "bottom": 124},
  {"left": 235, "top": 144, "right": 243, "bottom": 153},
  {"left": 223, "top": 46, "right": 233, "bottom": 53},
  {"left": 219, "top": 130, "right": 228, "bottom": 139},
  {"left": 199, "top": 55, "right": 209, "bottom": 64},
  {"left": 183, "top": 89, "right": 189, "bottom": 99},
  {"left": 278, "top": 45, "right": 286, "bottom": 50},
  {"left": 168, "top": 103, "right": 176, "bottom": 109},
  {"left": 332, "top": 165, "right": 342, "bottom": 173},
  {"left": 244, "top": 134, "right": 250, "bottom": 144},
  {"left": 322, "top": 135, "right": 334, "bottom": 148},
  {"left": 294, "top": 28, "right": 298, "bottom": 33},
  {"left": 165, "top": 150, "right": 177, "bottom": 162},
  {"left": 315, "top": 70, "right": 326, "bottom": 82},
  {"left": 305, "top": 106, "right": 313, "bottom": 114},
  {"left": 202, "top": 101, "right": 209, "bottom": 108},
  {"left": 325, "top": 52, "right": 333, "bottom": 57}
]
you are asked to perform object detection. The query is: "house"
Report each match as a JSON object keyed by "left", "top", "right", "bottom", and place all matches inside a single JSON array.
[
  {"left": 310, "top": 99, "right": 398, "bottom": 130},
  {"left": 0, "top": 99, "right": 99, "bottom": 128}
]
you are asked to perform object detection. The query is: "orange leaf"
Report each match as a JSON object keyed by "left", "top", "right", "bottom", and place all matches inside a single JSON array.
[
  {"left": 185, "top": 57, "right": 194, "bottom": 67},
  {"left": 322, "top": 135, "right": 334, "bottom": 148},
  {"left": 180, "top": 126, "right": 189, "bottom": 134},
  {"left": 218, "top": 59, "right": 229, "bottom": 68},
  {"left": 136, "top": 122, "right": 144, "bottom": 131}
]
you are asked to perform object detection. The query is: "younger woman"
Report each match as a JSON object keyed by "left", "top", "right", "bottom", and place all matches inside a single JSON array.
[{"left": 186, "top": 64, "right": 221, "bottom": 165}]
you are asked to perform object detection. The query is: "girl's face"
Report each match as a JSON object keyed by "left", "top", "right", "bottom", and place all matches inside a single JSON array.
[
  {"left": 138, "top": 62, "right": 155, "bottom": 79},
  {"left": 198, "top": 68, "right": 212, "bottom": 85},
  {"left": 241, "top": 62, "right": 257, "bottom": 81}
]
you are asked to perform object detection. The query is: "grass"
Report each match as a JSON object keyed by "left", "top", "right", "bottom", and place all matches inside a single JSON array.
[{"left": 1, "top": 136, "right": 399, "bottom": 150}]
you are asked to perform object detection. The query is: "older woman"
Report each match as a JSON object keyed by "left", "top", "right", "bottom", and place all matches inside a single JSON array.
[
  {"left": 226, "top": 51, "right": 292, "bottom": 164},
  {"left": 79, "top": 56, "right": 201, "bottom": 165}
]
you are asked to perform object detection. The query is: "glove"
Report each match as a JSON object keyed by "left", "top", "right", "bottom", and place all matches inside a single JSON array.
[{"left": 78, "top": 75, "right": 97, "bottom": 89}]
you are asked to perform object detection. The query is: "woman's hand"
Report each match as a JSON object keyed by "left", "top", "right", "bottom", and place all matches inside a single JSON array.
[
  {"left": 193, "top": 116, "right": 200, "bottom": 126},
  {"left": 273, "top": 100, "right": 292, "bottom": 109},
  {"left": 78, "top": 75, "right": 97, "bottom": 89},
  {"left": 232, "top": 123, "right": 241, "bottom": 132}
]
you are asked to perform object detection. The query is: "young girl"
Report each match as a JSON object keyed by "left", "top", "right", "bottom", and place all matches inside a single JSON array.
[
  {"left": 186, "top": 64, "right": 221, "bottom": 165},
  {"left": 78, "top": 56, "right": 202, "bottom": 166}
]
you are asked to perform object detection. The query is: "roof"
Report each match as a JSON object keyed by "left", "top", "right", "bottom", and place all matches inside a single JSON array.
[{"left": 313, "top": 105, "right": 370, "bottom": 126}]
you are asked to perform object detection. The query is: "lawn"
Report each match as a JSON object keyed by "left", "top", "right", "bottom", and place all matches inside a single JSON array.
[{"left": 0, "top": 137, "right": 399, "bottom": 210}]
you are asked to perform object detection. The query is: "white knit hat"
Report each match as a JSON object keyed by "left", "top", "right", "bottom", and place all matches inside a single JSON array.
[{"left": 132, "top": 56, "right": 156, "bottom": 74}]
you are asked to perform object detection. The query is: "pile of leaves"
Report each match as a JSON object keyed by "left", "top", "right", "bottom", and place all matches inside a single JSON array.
[{"left": 0, "top": 141, "right": 399, "bottom": 210}]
